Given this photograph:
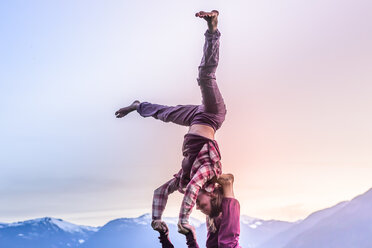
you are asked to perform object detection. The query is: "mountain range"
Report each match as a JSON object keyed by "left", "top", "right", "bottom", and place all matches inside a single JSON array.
[{"left": 1, "top": 188, "right": 371, "bottom": 248}]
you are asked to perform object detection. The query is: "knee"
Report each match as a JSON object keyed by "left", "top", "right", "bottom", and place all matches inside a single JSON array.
[{"left": 198, "top": 66, "right": 217, "bottom": 80}]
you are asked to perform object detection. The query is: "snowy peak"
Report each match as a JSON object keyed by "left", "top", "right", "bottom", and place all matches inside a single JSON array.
[
  {"left": 49, "top": 217, "right": 99, "bottom": 233},
  {"left": 240, "top": 215, "right": 258, "bottom": 224},
  {"left": 107, "top": 213, "right": 204, "bottom": 228},
  {"left": 0, "top": 216, "right": 99, "bottom": 248},
  {"left": 241, "top": 215, "right": 264, "bottom": 229},
  {"left": 1, "top": 217, "right": 98, "bottom": 233},
  {"left": 240, "top": 215, "right": 294, "bottom": 230}
]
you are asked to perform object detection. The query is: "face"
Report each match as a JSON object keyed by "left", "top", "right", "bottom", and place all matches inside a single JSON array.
[{"left": 196, "top": 192, "right": 212, "bottom": 216}]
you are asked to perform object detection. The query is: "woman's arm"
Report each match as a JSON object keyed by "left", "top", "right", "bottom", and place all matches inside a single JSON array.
[
  {"left": 218, "top": 198, "right": 241, "bottom": 248},
  {"left": 217, "top": 174, "right": 242, "bottom": 248}
]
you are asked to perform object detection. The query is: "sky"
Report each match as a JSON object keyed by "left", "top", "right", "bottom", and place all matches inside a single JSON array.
[{"left": 1, "top": 0, "right": 372, "bottom": 226}]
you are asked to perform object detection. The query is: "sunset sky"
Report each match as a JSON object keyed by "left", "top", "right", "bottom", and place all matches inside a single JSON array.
[{"left": 1, "top": 0, "right": 372, "bottom": 226}]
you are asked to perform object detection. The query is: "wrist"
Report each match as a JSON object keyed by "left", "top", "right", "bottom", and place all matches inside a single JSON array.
[{"left": 179, "top": 218, "right": 189, "bottom": 224}]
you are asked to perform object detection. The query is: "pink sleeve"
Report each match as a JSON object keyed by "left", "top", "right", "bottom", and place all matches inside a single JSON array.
[{"left": 218, "top": 198, "right": 241, "bottom": 248}]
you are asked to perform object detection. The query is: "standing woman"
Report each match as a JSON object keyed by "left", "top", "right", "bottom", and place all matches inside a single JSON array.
[
  {"left": 115, "top": 10, "right": 226, "bottom": 242},
  {"left": 197, "top": 174, "right": 241, "bottom": 248}
]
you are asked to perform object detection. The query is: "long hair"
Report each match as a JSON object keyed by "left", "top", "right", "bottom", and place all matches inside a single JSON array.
[{"left": 200, "top": 186, "right": 224, "bottom": 233}]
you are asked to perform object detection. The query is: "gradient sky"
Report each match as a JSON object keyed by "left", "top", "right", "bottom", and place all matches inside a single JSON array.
[{"left": 1, "top": 0, "right": 372, "bottom": 226}]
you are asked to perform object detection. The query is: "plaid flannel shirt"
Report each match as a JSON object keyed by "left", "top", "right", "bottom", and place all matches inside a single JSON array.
[{"left": 152, "top": 140, "right": 222, "bottom": 224}]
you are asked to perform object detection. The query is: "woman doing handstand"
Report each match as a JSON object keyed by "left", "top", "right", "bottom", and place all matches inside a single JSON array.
[{"left": 115, "top": 10, "right": 226, "bottom": 243}]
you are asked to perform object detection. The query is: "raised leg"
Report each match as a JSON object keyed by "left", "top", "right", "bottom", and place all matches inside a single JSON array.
[
  {"left": 196, "top": 11, "right": 226, "bottom": 116},
  {"left": 137, "top": 102, "right": 199, "bottom": 126}
]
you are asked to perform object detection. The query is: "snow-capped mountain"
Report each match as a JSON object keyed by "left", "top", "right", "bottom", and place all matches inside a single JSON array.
[
  {"left": 1, "top": 188, "right": 372, "bottom": 248},
  {"left": 240, "top": 216, "right": 294, "bottom": 248},
  {"left": 0, "top": 217, "right": 98, "bottom": 248},
  {"left": 79, "top": 213, "right": 294, "bottom": 248},
  {"left": 80, "top": 214, "right": 210, "bottom": 248}
]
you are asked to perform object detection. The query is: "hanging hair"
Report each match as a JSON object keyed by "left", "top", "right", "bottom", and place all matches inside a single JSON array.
[{"left": 200, "top": 185, "right": 224, "bottom": 233}]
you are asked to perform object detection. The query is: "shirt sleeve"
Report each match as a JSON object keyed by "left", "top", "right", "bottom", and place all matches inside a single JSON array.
[
  {"left": 179, "top": 164, "right": 216, "bottom": 223},
  {"left": 152, "top": 177, "right": 179, "bottom": 221},
  {"left": 218, "top": 198, "right": 241, "bottom": 248}
]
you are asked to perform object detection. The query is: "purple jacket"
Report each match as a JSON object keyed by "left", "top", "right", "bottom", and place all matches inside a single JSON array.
[{"left": 206, "top": 198, "right": 242, "bottom": 248}]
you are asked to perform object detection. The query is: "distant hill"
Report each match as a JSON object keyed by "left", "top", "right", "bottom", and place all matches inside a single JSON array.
[
  {"left": 258, "top": 201, "right": 348, "bottom": 248},
  {"left": 283, "top": 188, "right": 372, "bottom": 248}
]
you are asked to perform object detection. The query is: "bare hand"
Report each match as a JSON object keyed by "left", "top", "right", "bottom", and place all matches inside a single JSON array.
[
  {"left": 152, "top": 220, "right": 169, "bottom": 234},
  {"left": 177, "top": 221, "right": 195, "bottom": 235},
  {"left": 177, "top": 222, "right": 189, "bottom": 234},
  {"left": 217, "top": 173, "right": 234, "bottom": 186},
  {"left": 178, "top": 222, "right": 196, "bottom": 240}
]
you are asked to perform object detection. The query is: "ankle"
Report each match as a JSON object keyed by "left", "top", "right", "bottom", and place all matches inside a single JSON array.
[{"left": 132, "top": 100, "right": 140, "bottom": 110}]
